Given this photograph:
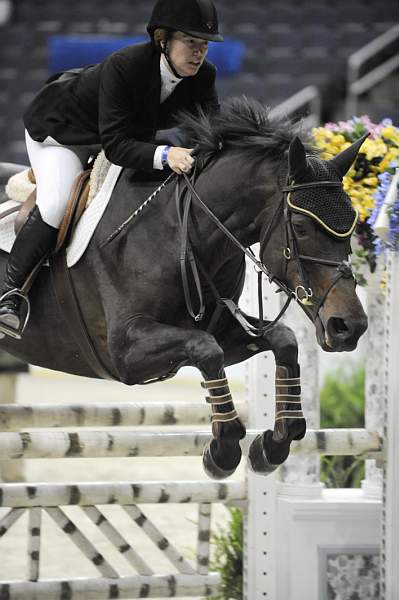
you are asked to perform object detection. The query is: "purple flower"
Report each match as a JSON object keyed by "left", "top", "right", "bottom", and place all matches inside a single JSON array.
[{"left": 369, "top": 163, "right": 399, "bottom": 253}]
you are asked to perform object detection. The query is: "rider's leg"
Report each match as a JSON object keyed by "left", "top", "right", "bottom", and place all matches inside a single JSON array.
[
  {"left": 0, "top": 131, "right": 90, "bottom": 335},
  {"left": 0, "top": 205, "right": 58, "bottom": 330}
]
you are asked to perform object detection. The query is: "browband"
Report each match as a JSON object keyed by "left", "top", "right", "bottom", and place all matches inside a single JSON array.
[{"left": 281, "top": 181, "right": 343, "bottom": 192}]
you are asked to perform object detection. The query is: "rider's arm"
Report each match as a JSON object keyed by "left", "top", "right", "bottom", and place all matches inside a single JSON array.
[{"left": 98, "top": 52, "right": 159, "bottom": 171}]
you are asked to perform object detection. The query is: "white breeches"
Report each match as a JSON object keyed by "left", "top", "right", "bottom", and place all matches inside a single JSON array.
[{"left": 25, "top": 129, "right": 92, "bottom": 228}]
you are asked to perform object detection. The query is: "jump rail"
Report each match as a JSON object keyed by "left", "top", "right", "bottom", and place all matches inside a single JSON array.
[
  {"left": 0, "top": 397, "right": 383, "bottom": 599},
  {"left": 0, "top": 480, "right": 246, "bottom": 507},
  {"left": 1, "top": 574, "right": 220, "bottom": 600},
  {"left": 0, "top": 428, "right": 383, "bottom": 460},
  {"left": 0, "top": 401, "right": 248, "bottom": 429}
]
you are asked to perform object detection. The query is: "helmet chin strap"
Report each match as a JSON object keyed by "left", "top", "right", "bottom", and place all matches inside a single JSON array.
[{"left": 160, "top": 42, "right": 189, "bottom": 79}]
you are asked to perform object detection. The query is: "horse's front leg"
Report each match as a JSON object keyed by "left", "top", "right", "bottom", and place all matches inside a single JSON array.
[
  {"left": 218, "top": 314, "right": 306, "bottom": 475},
  {"left": 107, "top": 316, "right": 246, "bottom": 479}
]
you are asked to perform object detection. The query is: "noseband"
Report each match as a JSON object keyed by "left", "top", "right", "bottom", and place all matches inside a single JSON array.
[{"left": 260, "top": 178, "right": 356, "bottom": 323}]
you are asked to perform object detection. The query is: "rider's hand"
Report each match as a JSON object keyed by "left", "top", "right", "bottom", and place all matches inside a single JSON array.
[{"left": 167, "top": 147, "right": 195, "bottom": 175}]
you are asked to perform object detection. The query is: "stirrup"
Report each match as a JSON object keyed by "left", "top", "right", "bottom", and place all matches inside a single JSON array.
[{"left": 0, "top": 289, "right": 30, "bottom": 340}]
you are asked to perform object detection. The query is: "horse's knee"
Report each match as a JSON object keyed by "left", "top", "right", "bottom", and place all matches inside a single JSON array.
[
  {"left": 268, "top": 324, "right": 298, "bottom": 365},
  {"left": 185, "top": 332, "right": 224, "bottom": 376}
]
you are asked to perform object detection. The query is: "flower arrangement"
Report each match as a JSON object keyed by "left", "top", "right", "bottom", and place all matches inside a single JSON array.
[{"left": 312, "top": 116, "right": 399, "bottom": 280}]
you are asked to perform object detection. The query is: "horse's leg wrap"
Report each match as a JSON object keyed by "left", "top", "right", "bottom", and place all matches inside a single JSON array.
[
  {"left": 248, "top": 364, "right": 306, "bottom": 475},
  {"left": 201, "top": 376, "right": 246, "bottom": 480}
]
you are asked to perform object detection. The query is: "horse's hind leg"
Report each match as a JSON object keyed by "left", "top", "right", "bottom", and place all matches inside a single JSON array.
[{"left": 108, "top": 316, "right": 246, "bottom": 479}]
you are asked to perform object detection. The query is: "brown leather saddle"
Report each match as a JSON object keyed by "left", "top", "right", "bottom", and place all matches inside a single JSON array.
[{"left": 14, "top": 168, "right": 91, "bottom": 251}]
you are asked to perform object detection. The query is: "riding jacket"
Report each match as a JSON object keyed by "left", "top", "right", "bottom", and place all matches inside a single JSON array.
[{"left": 23, "top": 42, "right": 219, "bottom": 172}]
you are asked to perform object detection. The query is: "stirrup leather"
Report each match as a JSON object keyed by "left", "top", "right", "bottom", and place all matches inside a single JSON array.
[{"left": 0, "top": 289, "right": 30, "bottom": 339}]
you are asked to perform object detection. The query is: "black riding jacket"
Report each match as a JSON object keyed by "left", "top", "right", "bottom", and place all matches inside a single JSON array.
[{"left": 23, "top": 42, "right": 219, "bottom": 171}]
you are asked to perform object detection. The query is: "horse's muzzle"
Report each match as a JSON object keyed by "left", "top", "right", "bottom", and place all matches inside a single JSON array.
[{"left": 316, "top": 312, "right": 368, "bottom": 352}]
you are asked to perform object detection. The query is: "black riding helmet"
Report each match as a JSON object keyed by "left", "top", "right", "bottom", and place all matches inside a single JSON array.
[{"left": 147, "top": 0, "right": 224, "bottom": 42}]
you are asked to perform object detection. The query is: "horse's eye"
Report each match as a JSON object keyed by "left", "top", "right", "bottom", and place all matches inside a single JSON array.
[{"left": 292, "top": 218, "right": 309, "bottom": 237}]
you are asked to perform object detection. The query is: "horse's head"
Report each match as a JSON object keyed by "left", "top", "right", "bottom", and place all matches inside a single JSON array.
[{"left": 260, "top": 135, "right": 368, "bottom": 352}]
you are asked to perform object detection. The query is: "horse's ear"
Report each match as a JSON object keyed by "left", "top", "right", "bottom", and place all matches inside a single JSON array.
[
  {"left": 329, "top": 132, "right": 369, "bottom": 178},
  {"left": 288, "top": 136, "right": 308, "bottom": 181}
]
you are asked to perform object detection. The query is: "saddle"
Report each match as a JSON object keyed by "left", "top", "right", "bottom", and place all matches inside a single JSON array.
[{"left": 14, "top": 168, "right": 91, "bottom": 252}]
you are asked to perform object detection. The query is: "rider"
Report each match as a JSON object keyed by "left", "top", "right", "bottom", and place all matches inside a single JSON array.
[{"left": 0, "top": 0, "right": 223, "bottom": 338}]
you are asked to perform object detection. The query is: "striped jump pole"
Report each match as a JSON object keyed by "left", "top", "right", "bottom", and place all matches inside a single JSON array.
[
  {"left": 0, "top": 428, "right": 383, "bottom": 460},
  {"left": 0, "top": 401, "right": 248, "bottom": 430},
  {"left": 0, "top": 479, "right": 246, "bottom": 599},
  {"left": 0, "top": 480, "right": 247, "bottom": 508}
]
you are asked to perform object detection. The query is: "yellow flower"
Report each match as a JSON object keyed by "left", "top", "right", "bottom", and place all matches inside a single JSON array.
[
  {"left": 382, "top": 126, "right": 399, "bottom": 145},
  {"left": 359, "top": 138, "right": 387, "bottom": 161},
  {"left": 328, "top": 133, "right": 345, "bottom": 149},
  {"left": 362, "top": 176, "right": 378, "bottom": 187},
  {"left": 312, "top": 121, "right": 399, "bottom": 225},
  {"left": 379, "top": 148, "right": 399, "bottom": 171}
]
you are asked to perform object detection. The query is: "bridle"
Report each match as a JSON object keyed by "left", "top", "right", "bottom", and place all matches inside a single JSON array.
[
  {"left": 180, "top": 171, "right": 356, "bottom": 335},
  {"left": 259, "top": 177, "right": 356, "bottom": 324},
  {"left": 102, "top": 166, "right": 356, "bottom": 338}
]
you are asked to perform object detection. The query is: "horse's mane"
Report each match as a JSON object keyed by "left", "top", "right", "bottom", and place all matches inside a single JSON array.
[{"left": 179, "top": 95, "right": 313, "bottom": 162}]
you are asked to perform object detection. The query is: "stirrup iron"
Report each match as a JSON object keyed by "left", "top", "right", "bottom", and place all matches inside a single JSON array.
[{"left": 0, "top": 289, "right": 31, "bottom": 340}]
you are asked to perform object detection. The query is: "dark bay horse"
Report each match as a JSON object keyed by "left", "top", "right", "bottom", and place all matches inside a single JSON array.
[{"left": 0, "top": 98, "right": 368, "bottom": 478}]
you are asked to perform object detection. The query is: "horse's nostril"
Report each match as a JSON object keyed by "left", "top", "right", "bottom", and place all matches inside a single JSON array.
[{"left": 328, "top": 317, "right": 350, "bottom": 337}]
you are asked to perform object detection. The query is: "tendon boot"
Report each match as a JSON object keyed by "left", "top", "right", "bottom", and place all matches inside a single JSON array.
[{"left": 0, "top": 205, "right": 58, "bottom": 339}]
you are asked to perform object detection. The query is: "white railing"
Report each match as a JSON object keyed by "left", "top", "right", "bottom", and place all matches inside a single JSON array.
[
  {"left": 346, "top": 24, "right": 399, "bottom": 118},
  {"left": 270, "top": 85, "right": 321, "bottom": 129}
]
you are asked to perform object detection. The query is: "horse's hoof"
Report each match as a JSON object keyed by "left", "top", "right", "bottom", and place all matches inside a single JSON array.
[
  {"left": 202, "top": 438, "right": 242, "bottom": 480},
  {"left": 248, "top": 429, "right": 294, "bottom": 475}
]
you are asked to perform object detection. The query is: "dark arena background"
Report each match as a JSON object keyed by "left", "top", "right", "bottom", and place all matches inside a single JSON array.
[
  {"left": 0, "top": 3, "right": 399, "bottom": 600},
  {"left": 0, "top": 0, "right": 398, "bottom": 164}
]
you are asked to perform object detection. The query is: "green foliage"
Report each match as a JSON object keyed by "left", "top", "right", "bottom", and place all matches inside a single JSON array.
[
  {"left": 210, "top": 506, "right": 243, "bottom": 600},
  {"left": 320, "top": 362, "right": 365, "bottom": 488},
  {"left": 320, "top": 362, "right": 365, "bottom": 428}
]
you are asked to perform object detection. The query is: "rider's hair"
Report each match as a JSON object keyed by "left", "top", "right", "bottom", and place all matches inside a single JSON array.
[{"left": 153, "top": 27, "right": 175, "bottom": 51}]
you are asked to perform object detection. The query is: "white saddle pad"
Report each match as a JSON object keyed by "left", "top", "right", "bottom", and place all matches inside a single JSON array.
[{"left": 0, "top": 163, "right": 122, "bottom": 267}]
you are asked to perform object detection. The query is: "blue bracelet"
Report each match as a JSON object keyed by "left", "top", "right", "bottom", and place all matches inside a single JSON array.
[{"left": 161, "top": 145, "right": 171, "bottom": 167}]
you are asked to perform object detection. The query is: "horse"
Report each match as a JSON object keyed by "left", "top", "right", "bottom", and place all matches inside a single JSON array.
[{"left": 0, "top": 97, "right": 368, "bottom": 479}]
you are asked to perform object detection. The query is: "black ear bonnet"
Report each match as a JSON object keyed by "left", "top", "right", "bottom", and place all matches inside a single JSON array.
[{"left": 287, "top": 157, "right": 358, "bottom": 238}]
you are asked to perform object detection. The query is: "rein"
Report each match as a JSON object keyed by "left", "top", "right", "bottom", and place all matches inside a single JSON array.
[
  {"left": 178, "top": 172, "right": 294, "bottom": 337},
  {"left": 180, "top": 172, "right": 355, "bottom": 332},
  {"left": 102, "top": 164, "right": 355, "bottom": 338}
]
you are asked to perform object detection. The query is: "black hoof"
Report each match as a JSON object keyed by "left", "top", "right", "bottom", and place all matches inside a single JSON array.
[
  {"left": 248, "top": 426, "right": 306, "bottom": 475},
  {"left": 248, "top": 430, "right": 280, "bottom": 475},
  {"left": 203, "top": 438, "right": 242, "bottom": 480}
]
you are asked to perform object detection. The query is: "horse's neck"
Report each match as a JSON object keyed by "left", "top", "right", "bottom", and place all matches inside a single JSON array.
[{"left": 195, "top": 154, "right": 279, "bottom": 250}]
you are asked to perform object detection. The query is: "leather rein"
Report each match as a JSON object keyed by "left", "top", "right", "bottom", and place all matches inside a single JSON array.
[
  {"left": 102, "top": 166, "right": 356, "bottom": 339},
  {"left": 178, "top": 171, "right": 356, "bottom": 337}
]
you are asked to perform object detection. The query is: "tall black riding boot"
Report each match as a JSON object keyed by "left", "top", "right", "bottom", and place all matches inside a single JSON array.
[{"left": 0, "top": 205, "right": 58, "bottom": 338}]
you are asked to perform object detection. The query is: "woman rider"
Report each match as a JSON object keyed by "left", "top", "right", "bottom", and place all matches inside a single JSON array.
[{"left": 0, "top": 0, "right": 223, "bottom": 338}]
